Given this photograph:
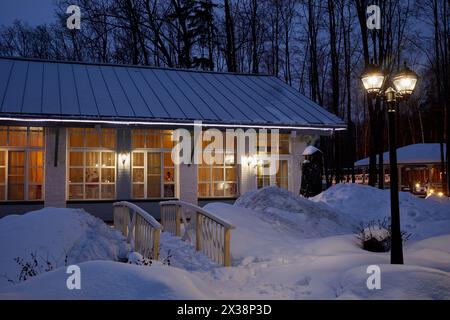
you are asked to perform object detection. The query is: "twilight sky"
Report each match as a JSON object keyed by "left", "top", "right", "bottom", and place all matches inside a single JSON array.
[{"left": 0, "top": 0, "right": 57, "bottom": 26}]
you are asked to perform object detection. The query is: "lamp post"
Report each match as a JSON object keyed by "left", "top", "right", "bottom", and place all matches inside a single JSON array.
[{"left": 361, "top": 62, "right": 418, "bottom": 264}]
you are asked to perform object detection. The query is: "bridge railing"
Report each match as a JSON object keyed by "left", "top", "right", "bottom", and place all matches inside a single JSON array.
[
  {"left": 160, "top": 200, "right": 235, "bottom": 266},
  {"left": 113, "top": 201, "right": 161, "bottom": 260}
]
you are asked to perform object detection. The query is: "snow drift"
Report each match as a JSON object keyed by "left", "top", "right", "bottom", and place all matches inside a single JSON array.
[
  {"left": 0, "top": 260, "right": 211, "bottom": 300},
  {"left": 234, "top": 186, "right": 356, "bottom": 238},
  {"left": 337, "top": 264, "right": 450, "bottom": 300},
  {"left": 311, "top": 183, "right": 450, "bottom": 239},
  {"left": 0, "top": 208, "right": 128, "bottom": 287}
]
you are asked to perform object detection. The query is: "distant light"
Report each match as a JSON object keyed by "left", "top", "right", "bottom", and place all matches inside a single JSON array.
[
  {"left": 415, "top": 183, "right": 420, "bottom": 189},
  {"left": 438, "top": 192, "right": 444, "bottom": 197}
]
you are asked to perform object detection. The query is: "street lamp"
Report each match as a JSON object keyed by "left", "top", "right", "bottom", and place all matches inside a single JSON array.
[
  {"left": 361, "top": 61, "right": 418, "bottom": 264},
  {"left": 361, "top": 63, "right": 385, "bottom": 94}
]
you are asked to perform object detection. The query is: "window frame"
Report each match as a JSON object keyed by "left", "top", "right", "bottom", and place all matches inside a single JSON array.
[
  {"left": 0, "top": 126, "right": 45, "bottom": 202},
  {"left": 198, "top": 149, "right": 239, "bottom": 198},
  {"left": 131, "top": 129, "right": 176, "bottom": 200},
  {"left": 66, "top": 128, "right": 117, "bottom": 201},
  {"left": 256, "top": 157, "right": 290, "bottom": 190}
]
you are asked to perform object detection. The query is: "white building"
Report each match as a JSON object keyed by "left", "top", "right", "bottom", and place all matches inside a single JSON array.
[{"left": 0, "top": 57, "right": 345, "bottom": 220}]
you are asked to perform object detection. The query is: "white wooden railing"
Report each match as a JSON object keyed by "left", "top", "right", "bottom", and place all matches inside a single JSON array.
[
  {"left": 113, "top": 201, "right": 162, "bottom": 260},
  {"left": 160, "top": 200, "right": 236, "bottom": 266}
]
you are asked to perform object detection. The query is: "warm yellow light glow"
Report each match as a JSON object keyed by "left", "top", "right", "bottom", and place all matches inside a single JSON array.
[
  {"left": 415, "top": 183, "right": 420, "bottom": 189},
  {"left": 438, "top": 192, "right": 444, "bottom": 197},
  {"left": 393, "top": 77, "right": 417, "bottom": 95},
  {"left": 120, "top": 152, "right": 129, "bottom": 165},
  {"left": 392, "top": 63, "right": 418, "bottom": 96},
  {"left": 225, "top": 154, "right": 235, "bottom": 165},
  {"left": 361, "top": 74, "right": 385, "bottom": 94}
]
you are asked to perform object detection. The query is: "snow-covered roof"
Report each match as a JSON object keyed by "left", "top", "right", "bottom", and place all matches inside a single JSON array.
[
  {"left": 0, "top": 57, "right": 346, "bottom": 129},
  {"left": 302, "top": 145, "right": 322, "bottom": 155},
  {"left": 355, "top": 143, "right": 447, "bottom": 166}
]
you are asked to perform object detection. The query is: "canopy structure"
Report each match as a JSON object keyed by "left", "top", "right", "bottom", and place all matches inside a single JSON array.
[
  {"left": 355, "top": 143, "right": 447, "bottom": 166},
  {"left": 0, "top": 56, "right": 345, "bottom": 131}
]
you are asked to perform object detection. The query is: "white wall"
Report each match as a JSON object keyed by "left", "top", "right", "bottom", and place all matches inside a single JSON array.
[
  {"left": 44, "top": 127, "right": 66, "bottom": 208},
  {"left": 177, "top": 163, "right": 198, "bottom": 205}
]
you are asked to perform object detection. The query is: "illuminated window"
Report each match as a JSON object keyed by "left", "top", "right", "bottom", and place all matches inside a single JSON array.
[
  {"left": 0, "top": 126, "right": 44, "bottom": 201},
  {"left": 279, "top": 134, "right": 290, "bottom": 154},
  {"left": 257, "top": 132, "right": 290, "bottom": 154},
  {"left": 131, "top": 130, "right": 175, "bottom": 199},
  {"left": 276, "top": 160, "right": 289, "bottom": 189},
  {"left": 67, "top": 128, "right": 116, "bottom": 200},
  {"left": 256, "top": 132, "right": 289, "bottom": 190},
  {"left": 198, "top": 132, "right": 238, "bottom": 198},
  {"left": 0, "top": 151, "right": 5, "bottom": 200},
  {"left": 256, "top": 159, "right": 289, "bottom": 190},
  {"left": 257, "top": 161, "right": 271, "bottom": 189}
]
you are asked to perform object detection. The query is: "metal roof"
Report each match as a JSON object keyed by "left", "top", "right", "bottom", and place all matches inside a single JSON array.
[{"left": 0, "top": 57, "right": 346, "bottom": 130}]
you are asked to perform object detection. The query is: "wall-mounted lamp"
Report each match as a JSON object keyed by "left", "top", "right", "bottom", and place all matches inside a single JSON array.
[
  {"left": 242, "top": 155, "right": 258, "bottom": 167},
  {"left": 225, "top": 154, "right": 235, "bottom": 165},
  {"left": 119, "top": 152, "right": 129, "bottom": 165}
]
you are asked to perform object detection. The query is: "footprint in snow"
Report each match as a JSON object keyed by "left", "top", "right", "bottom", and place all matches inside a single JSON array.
[{"left": 296, "top": 275, "right": 311, "bottom": 286}]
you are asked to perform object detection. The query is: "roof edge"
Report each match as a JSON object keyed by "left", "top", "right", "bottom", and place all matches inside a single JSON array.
[
  {"left": 0, "top": 114, "right": 347, "bottom": 131},
  {"left": 0, "top": 55, "right": 274, "bottom": 77}
]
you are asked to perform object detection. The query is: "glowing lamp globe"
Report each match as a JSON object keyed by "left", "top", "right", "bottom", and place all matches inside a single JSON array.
[
  {"left": 392, "top": 63, "right": 418, "bottom": 96},
  {"left": 361, "top": 64, "right": 385, "bottom": 94}
]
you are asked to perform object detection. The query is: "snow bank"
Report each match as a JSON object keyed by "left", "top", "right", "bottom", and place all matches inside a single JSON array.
[
  {"left": 204, "top": 202, "right": 301, "bottom": 260},
  {"left": 405, "top": 235, "right": 450, "bottom": 273},
  {"left": 0, "top": 208, "right": 128, "bottom": 288},
  {"left": 337, "top": 264, "right": 450, "bottom": 300},
  {"left": 0, "top": 260, "right": 211, "bottom": 300},
  {"left": 234, "top": 186, "right": 356, "bottom": 238},
  {"left": 199, "top": 187, "right": 450, "bottom": 299},
  {"left": 426, "top": 194, "right": 450, "bottom": 205},
  {"left": 311, "top": 184, "right": 450, "bottom": 239}
]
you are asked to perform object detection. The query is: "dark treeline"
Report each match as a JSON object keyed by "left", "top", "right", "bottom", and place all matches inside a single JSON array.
[{"left": 0, "top": 0, "right": 449, "bottom": 192}]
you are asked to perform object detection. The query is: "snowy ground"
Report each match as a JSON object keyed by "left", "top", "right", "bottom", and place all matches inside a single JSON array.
[
  {"left": 0, "top": 208, "right": 128, "bottom": 288},
  {"left": 1, "top": 184, "right": 449, "bottom": 299}
]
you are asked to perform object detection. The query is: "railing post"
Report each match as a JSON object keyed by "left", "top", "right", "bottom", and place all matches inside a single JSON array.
[
  {"left": 160, "top": 206, "right": 165, "bottom": 231},
  {"left": 135, "top": 212, "right": 140, "bottom": 252},
  {"left": 153, "top": 229, "right": 160, "bottom": 260},
  {"left": 175, "top": 206, "right": 181, "bottom": 237},
  {"left": 196, "top": 212, "right": 202, "bottom": 251},
  {"left": 224, "top": 228, "right": 231, "bottom": 267}
]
